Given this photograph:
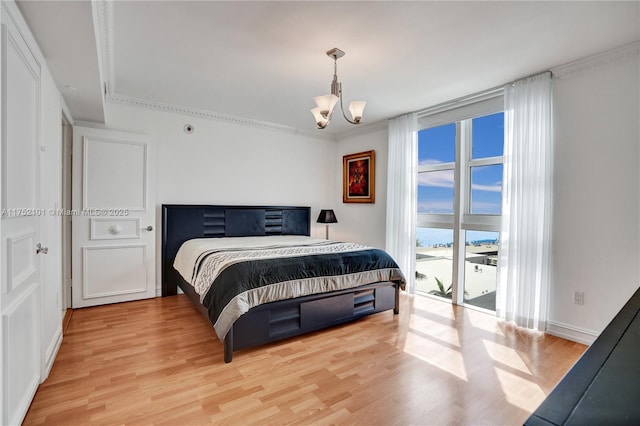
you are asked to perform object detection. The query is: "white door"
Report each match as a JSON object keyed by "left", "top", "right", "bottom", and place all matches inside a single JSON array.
[
  {"left": 71, "top": 126, "right": 156, "bottom": 308},
  {"left": 0, "top": 10, "right": 42, "bottom": 426}
]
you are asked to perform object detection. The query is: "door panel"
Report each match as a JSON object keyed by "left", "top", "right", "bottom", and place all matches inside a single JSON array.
[
  {"left": 83, "top": 137, "right": 147, "bottom": 210},
  {"left": 82, "top": 245, "right": 147, "bottom": 299},
  {"left": 72, "top": 127, "right": 155, "bottom": 308},
  {"left": 2, "top": 23, "right": 38, "bottom": 211},
  {"left": 4, "top": 284, "right": 39, "bottom": 426},
  {"left": 90, "top": 217, "right": 140, "bottom": 240},
  {"left": 0, "top": 11, "right": 42, "bottom": 426},
  {"left": 6, "top": 231, "right": 37, "bottom": 292}
]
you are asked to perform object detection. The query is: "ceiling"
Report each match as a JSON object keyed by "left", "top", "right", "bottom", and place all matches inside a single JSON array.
[{"left": 16, "top": 1, "right": 640, "bottom": 137}]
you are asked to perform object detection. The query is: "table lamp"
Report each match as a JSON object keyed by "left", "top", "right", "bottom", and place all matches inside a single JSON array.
[{"left": 316, "top": 209, "right": 338, "bottom": 239}]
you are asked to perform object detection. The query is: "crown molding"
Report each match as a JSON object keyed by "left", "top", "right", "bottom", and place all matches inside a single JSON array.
[
  {"left": 93, "top": 0, "right": 113, "bottom": 95},
  {"left": 107, "top": 94, "right": 336, "bottom": 141},
  {"left": 551, "top": 41, "right": 640, "bottom": 79},
  {"left": 94, "top": 0, "right": 334, "bottom": 142}
]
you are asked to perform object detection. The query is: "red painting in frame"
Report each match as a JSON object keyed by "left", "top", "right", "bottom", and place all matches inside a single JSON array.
[{"left": 343, "top": 150, "right": 375, "bottom": 203}]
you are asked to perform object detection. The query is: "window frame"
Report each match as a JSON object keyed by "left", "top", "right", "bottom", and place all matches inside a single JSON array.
[{"left": 416, "top": 95, "right": 504, "bottom": 306}]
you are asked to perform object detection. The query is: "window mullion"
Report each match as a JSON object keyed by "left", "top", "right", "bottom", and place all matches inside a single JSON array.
[
  {"left": 451, "top": 120, "right": 468, "bottom": 305},
  {"left": 469, "top": 156, "right": 503, "bottom": 167},
  {"left": 418, "top": 162, "right": 455, "bottom": 173},
  {"left": 417, "top": 213, "right": 455, "bottom": 229}
]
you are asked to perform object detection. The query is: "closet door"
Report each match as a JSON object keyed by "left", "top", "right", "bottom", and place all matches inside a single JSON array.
[
  {"left": 0, "top": 10, "right": 42, "bottom": 426},
  {"left": 71, "top": 126, "right": 156, "bottom": 308}
]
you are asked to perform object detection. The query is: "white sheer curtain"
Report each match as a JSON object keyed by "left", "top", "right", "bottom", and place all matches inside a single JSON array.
[
  {"left": 497, "top": 72, "right": 553, "bottom": 331},
  {"left": 386, "top": 113, "right": 418, "bottom": 294}
]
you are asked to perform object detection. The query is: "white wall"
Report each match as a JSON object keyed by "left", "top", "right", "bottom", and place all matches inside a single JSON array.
[
  {"left": 104, "top": 103, "right": 337, "bottom": 226},
  {"left": 549, "top": 52, "right": 640, "bottom": 342},
  {"left": 100, "top": 103, "right": 338, "bottom": 288},
  {"left": 333, "top": 123, "right": 389, "bottom": 249},
  {"left": 336, "top": 49, "right": 640, "bottom": 344}
]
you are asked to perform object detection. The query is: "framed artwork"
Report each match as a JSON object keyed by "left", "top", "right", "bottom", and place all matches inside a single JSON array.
[{"left": 343, "top": 150, "right": 375, "bottom": 203}]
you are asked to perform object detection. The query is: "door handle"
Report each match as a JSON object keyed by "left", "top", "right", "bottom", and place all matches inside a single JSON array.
[
  {"left": 143, "top": 226, "right": 153, "bottom": 231},
  {"left": 36, "top": 243, "right": 48, "bottom": 255}
]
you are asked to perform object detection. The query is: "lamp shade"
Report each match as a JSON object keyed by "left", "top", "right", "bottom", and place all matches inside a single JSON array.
[
  {"left": 317, "top": 209, "right": 338, "bottom": 224},
  {"left": 310, "top": 107, "right": 329, "bottom": 128},
  {"left": 348, "top": 101, "right": 366, "bottom": 122},
  {"left": 313, "top": 95, "right": 339, "bottom": 117}
]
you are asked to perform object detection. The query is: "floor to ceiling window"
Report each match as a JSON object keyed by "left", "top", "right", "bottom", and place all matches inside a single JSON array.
[{"left": 415, "top": 96, "right": 504, "bottom": 312}]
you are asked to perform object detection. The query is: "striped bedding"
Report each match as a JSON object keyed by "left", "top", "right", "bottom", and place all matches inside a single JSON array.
[{"left": 173, "top": 236, "right": 405, "bottom": 340}]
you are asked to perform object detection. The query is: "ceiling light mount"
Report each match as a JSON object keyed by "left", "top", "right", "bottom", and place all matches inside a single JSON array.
[
  {"left": 326, "top": 48, "right": 345, "bottom": 60},
  {"left": 311, "top": 48, "right": 366, "bottom": 130}
]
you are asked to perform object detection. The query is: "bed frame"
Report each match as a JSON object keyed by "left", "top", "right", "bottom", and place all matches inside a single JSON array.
[{"left": 161, "top": 204, "right": 400, "bottom": 362}]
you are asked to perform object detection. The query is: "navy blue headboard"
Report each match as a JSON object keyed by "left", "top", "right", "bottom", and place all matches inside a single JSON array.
[{"left": 161, "top": 204, "right": 311, "bottom": 296}]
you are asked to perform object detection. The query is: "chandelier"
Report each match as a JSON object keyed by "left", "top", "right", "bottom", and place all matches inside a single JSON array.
[{"left": 311, "top": 48, "right": 366, "bottom": 129}]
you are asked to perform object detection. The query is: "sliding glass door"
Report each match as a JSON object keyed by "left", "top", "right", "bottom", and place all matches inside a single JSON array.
[{"left": 416, "top": 111, "right": 504, "bottom": 312}]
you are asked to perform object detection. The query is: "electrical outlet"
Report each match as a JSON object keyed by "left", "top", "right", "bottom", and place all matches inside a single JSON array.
[{"left": 574, "top": 291, "right": 584, "bottom": 305}]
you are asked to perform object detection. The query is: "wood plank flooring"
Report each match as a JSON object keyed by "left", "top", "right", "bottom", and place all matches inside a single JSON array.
[{"left": 24, "top": 294, "right": 586, "bottom": 425}]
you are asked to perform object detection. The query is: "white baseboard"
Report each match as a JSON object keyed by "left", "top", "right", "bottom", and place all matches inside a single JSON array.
[
  {"left": 11, "top": 376, "right": 39, "bottom": 426},
  {"left": 42, "top": 325, "right": 63, "bottom": 381},
  {"left": 546, "top": 320, "right": 599, "bottom": 345}
]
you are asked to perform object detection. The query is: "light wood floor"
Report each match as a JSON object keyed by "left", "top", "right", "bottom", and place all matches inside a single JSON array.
[{"left": 24, "top": 294, "right": 586, "bottom": 425}]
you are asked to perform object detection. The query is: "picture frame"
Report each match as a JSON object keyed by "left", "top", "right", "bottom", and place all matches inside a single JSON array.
[{"left": 343, "top": 150, "right": 375, "bottom": 203}]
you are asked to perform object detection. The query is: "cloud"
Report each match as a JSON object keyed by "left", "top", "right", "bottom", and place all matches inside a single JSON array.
[
  {"left": 419, "top": 158, "right": 449, "bottom": 166},
  {"left": 472, "top": 182, "right": 502, "bottom": 192},
  {"left": 418, "top": 169, "right": 454, "bottom": 188}
]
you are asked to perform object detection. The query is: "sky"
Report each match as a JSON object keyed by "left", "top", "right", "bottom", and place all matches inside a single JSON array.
[{"left": 417, "top": 112, "right": 503, "bottom": 246}]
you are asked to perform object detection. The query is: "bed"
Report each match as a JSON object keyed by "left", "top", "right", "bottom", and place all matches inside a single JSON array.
[{"left": 161, "top": 204, "right": 405, "bottom": 362}]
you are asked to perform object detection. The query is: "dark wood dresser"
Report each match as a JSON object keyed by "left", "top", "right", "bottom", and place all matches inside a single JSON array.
[{"left": 525, "top": 286, "right": 640, "bottom": 425}]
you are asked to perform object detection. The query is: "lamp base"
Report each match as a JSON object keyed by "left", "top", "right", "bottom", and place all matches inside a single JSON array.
[{"left": 325, "top": 224, "right": 330, "bottom": 240}]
